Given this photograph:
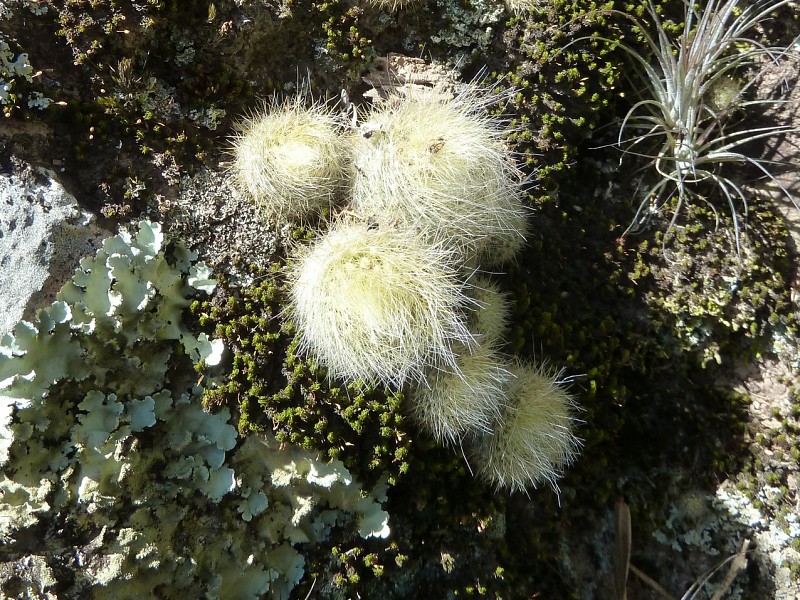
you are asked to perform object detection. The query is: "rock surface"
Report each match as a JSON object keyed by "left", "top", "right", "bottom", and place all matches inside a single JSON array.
[{"left": 0, "top": 159, "right": 108, "bottom": 336}]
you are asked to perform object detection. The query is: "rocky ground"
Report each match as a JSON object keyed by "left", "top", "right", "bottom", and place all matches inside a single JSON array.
[{"left": 1, "top": 0, "right": 799, "bottom": 598}]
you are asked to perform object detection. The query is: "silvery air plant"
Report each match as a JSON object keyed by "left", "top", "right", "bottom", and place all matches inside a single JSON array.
[
  {"left": 611, "top": 0, "right": 799, "bottom": 253},
  {"left": 230, "top": 82, "right": 581, "bottom": 494}
]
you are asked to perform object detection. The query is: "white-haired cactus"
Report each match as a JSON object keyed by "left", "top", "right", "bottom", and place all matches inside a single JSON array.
[
  {"left": 410, "top": 344, "right": 510, "bottom": 445},
  {"left": 287, "top": 220, "right": 476, "bottom": 388},
  {"left": 230, "top": 96, "right": 349, "bottom": 224},
  {"left": 471, "top": 361, "right": 581, "bottom": 493},
  {"left": 466, "top": 275, "right": 512, "bottom": 347},
  {"left": 349, "top": 87, "right": 529, "bottom": 266}
]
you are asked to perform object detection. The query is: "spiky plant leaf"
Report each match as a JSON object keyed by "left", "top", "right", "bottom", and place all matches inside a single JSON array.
[{"left": 605, "top": 0, "right": 798, "bottom": 253}]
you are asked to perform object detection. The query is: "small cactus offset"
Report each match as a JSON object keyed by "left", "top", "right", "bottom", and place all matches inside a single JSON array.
[
  {"left": 409, "top": 344, "right": 511, "bottom": 446},
  {"left": 229, "top": 95, "right": 350, "bottom": 224},
  {"left": 466, "top": 275, "right": 512, "bottom": 347},
  {"left": 470, "top": 361, "right": 582, "bottom": 493}
]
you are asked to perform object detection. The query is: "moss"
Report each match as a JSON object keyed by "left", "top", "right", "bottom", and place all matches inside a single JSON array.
[
  {"left": 190, "top": 263, "right": 413, "bottom": 486},
  {"left": 734, "top": 375, "right": 800, "bottom": 544},
  {"left": 36, "top": 0, "right": 375, "bottom": 213},
  {"left": 484, "top": 0, "right": 648, "bottom": 180},
  {"left": 484, "top": 57, "right": 790, "bottom": 586},
  {"left": 622, "top": 194, "right": 796, "bottom": 365},
  {"left": 319, "top": 1, "right": 376, "bottom": 84},
  {"left": 0, "top": 32, "right": 54, "bottom": 116}
]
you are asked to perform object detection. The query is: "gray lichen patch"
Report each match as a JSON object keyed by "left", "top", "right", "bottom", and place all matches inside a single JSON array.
[
  {"left": 156, "top": 167, "right": 281, "bottom": 286},
  {"left": 0, "top": 555, "right": 57, "bottom": 600}
]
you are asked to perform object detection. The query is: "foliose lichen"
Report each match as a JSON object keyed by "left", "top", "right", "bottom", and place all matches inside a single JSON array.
[
  {"left": 0, "top": 220, "right": 389, "bottom": 598},
  {"left": 0, "top": 35, "right": 51, "bottom": 112}
]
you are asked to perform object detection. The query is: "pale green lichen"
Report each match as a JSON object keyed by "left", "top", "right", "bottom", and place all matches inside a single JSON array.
[
  {"left": 0, "top": 220, "right": 389, "bottom": 598},
  {"left": 0, "top": 38, "right": 32, "bottom": 104},
  {"left": 429, "top": 0, "right": 506, "bottom": 62},
  {"left": 0, "top": 17, "right": 51, "bottom": 109}
]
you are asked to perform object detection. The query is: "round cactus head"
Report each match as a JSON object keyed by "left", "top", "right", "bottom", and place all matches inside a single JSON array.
[
  {"left": 229, "top": 96, "right": 349, "bottom": 224},
  {"left": 409, "top": 344, "right": 511, "bottom": 446},
  {"left": 349, "top": 87, "right": 528, "bottom": 265},
  {"left": 288, "top": 220, "right": 477, "bottom": 388},
  {"left": 471, "top": 361, "right": 581, "bottom": 493}
]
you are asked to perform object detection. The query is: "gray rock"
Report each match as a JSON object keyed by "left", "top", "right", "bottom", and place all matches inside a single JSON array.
[{"left": 0, "top": 160, "right": 108, "bottom": 336}]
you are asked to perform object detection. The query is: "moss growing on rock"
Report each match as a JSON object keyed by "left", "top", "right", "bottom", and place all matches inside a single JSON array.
[{"left": 191, "top": 262, "right": 413, "bottom": 485}]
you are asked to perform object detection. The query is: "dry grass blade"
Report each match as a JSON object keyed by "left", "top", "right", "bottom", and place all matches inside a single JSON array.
[
  {"left": 709, "top": 538, "right": 750, "bottom": 600},
  {"left": 629, "top": 564, "right": 677, "bottom": 600},
  {"left": 683, "top": 538, "right": 750, "bottom": 600},
  {"left": 615, "top": 498, "right": 751, "bottom": 600},
  {"left": 613, "top": 497, "right": 632, "bottom": 600}
]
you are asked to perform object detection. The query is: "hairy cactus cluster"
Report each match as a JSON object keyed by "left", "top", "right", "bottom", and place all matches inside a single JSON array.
[{"left": 232, "top": 84, "right": 580, "bottom": 492}]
